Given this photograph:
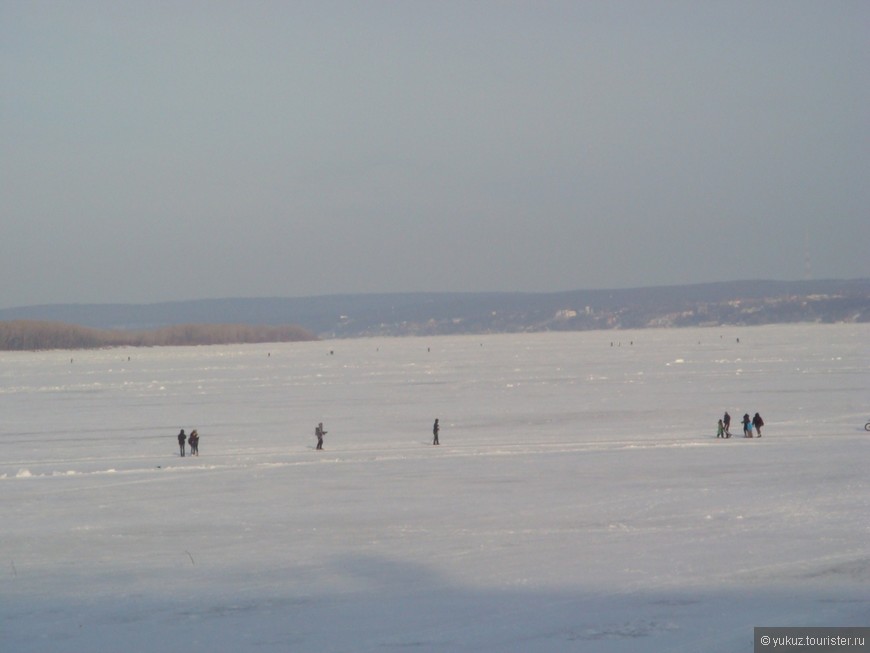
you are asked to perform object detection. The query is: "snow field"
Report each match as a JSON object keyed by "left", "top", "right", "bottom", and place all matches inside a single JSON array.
[{"left": 1, "top": 324, "right": 868, "bottom": 652}]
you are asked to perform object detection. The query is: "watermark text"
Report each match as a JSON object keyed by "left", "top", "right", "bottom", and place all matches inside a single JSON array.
[{"left": 756, "top": 628, "right": 870, "bottom": 652}]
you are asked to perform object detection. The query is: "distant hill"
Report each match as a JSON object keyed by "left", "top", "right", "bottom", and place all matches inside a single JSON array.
[{"left": 1, "top": 279, "right": 868, "bottom": 343}]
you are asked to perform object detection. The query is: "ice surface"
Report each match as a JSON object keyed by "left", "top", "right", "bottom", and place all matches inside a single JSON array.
[{"left": 2, "top": 324, "right": 868, "bottom": 652}]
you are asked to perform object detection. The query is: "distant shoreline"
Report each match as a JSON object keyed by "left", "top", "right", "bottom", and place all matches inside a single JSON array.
[
  {"left": 1, "top": 279, "right": 868, "bottom": 341},
  {"left": 0, "top": 320, "right": 317, "bottom": 351}
]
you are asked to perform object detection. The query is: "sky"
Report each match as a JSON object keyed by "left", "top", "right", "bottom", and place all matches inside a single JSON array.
[{"left": 2, "top": 1, "right": 868, "bottom": 309}]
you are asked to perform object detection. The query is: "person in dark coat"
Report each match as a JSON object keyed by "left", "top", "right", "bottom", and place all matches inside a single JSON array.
[
  {"left": 315, "top": 422, "right": 326, "bottom": 450},
  {"left": 723, "top": 412, "right": 731, "bottom": 438},
  {"left": 752, "top": 413, "right": 764, "bottom": 437},
  {"left": 742, "top": 414, "right": 752, "bottom": 438},
  {"left": 188, "top": 429, "right": 199, "bottom": 456},
  {"left": 433, "top": 418, "right": 440, "bottom": 445},
  {"left": 177, "top": 429, "right": 186, "bottom": 457}
]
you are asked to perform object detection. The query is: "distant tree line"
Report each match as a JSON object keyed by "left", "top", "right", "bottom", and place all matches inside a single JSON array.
[{"left": 0, "top": 320, "right": 317, "bottom": 351}]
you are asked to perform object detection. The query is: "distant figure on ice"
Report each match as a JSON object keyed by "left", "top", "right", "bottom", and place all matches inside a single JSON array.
[
  {"left": 717, "top": 419, "right": 725, "bottom": 439},
  {"left": 742, "top": 414, "right": 752, "bottom": 438},
  {"left": 188, "top": 429, "right": 199, "bottom": 456},
  {"left": 177, "top": 429, "right": 187, "bottom": 457},
  {"left": 315, "top": 422, "right": 326, "bottom": 450},
  {"left": 752, "top": 413, "right": 764, "bottom": 437},
  {"left": 723, "top": 412, "right": 731, "bottom": 438},
  {"left": 433, "top": 418, "right": 440, "bottom": 445}
]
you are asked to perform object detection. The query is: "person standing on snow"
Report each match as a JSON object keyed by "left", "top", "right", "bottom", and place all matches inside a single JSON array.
[
  {"left": 188, "top": 429, "right": 199, "bottom": 456},
  {"left": 723, "top": 412, "right": 731, "bottom": 438},
  {"left": 717, "top": 419, "right": 725, "bottom": 439},
  {"left": 742, "top": 414, "right": 752, "bottom": 438},
  {"left": 315, "top": 422, "right": 326, "bottom": 450},
  {"left": 177, "top": 429, "right": 187, "bottom": 457},
  {"left": 433, "top": 418, "right": 440, "bottom": 445},
  {"left": 752, "top": 413, "right": 764, "bottom": 437}
]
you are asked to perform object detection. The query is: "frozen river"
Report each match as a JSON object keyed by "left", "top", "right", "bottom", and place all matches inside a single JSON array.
[{"left": 2, "top": 324, "right": 868, "bottom": 652}]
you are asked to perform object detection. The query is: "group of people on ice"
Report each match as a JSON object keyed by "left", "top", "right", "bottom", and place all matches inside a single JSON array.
[
  {"left": 175, "top": 411, "right": 767, "bottom": 455},
  {"left": 717, "top": 411, "right": 764, "bottom": 438},
  {"left": 177, "top": 429, "right": 200, "bottom": 456},
  {"left": 176, "top": 411, "right": 767, "bottom": 455}
]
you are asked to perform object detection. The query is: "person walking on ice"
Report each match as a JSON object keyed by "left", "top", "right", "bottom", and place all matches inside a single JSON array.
[
  {"left": 717, "top": 419, "right": 725, "bottom": 439},
  {"left": 315, "top": 422, "right": 326, "bottom": 450},
  {"left": 752, "top": 412, "right": 764, "bottom": 437},
  {"left": 177, "top": 429, "right": 186, "bottom": 457},
  {"left": 723, "top": 411, "right": 731, "bottom": 438},
  {"left": 433, "top": 418, "right": 440, "bottom": 445}
]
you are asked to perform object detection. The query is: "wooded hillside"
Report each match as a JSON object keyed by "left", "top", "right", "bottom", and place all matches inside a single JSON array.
[{"left": 0, "top": 321, "right": 316, "bottom": 351}]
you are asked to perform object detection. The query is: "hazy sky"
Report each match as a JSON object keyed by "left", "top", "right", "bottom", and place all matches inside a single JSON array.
[{"left": 2, "top": 1, "right": 868, "bottom": 308}]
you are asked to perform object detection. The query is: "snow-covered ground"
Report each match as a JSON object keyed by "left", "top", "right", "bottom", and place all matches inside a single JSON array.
[{"left": 2, "top": 324, "right": 868, "bottom": 652}]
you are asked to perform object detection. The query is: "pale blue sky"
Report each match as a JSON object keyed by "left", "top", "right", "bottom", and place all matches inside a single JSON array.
[{"left": 2, "top": 1, "right": 868, "bottom": 308}]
